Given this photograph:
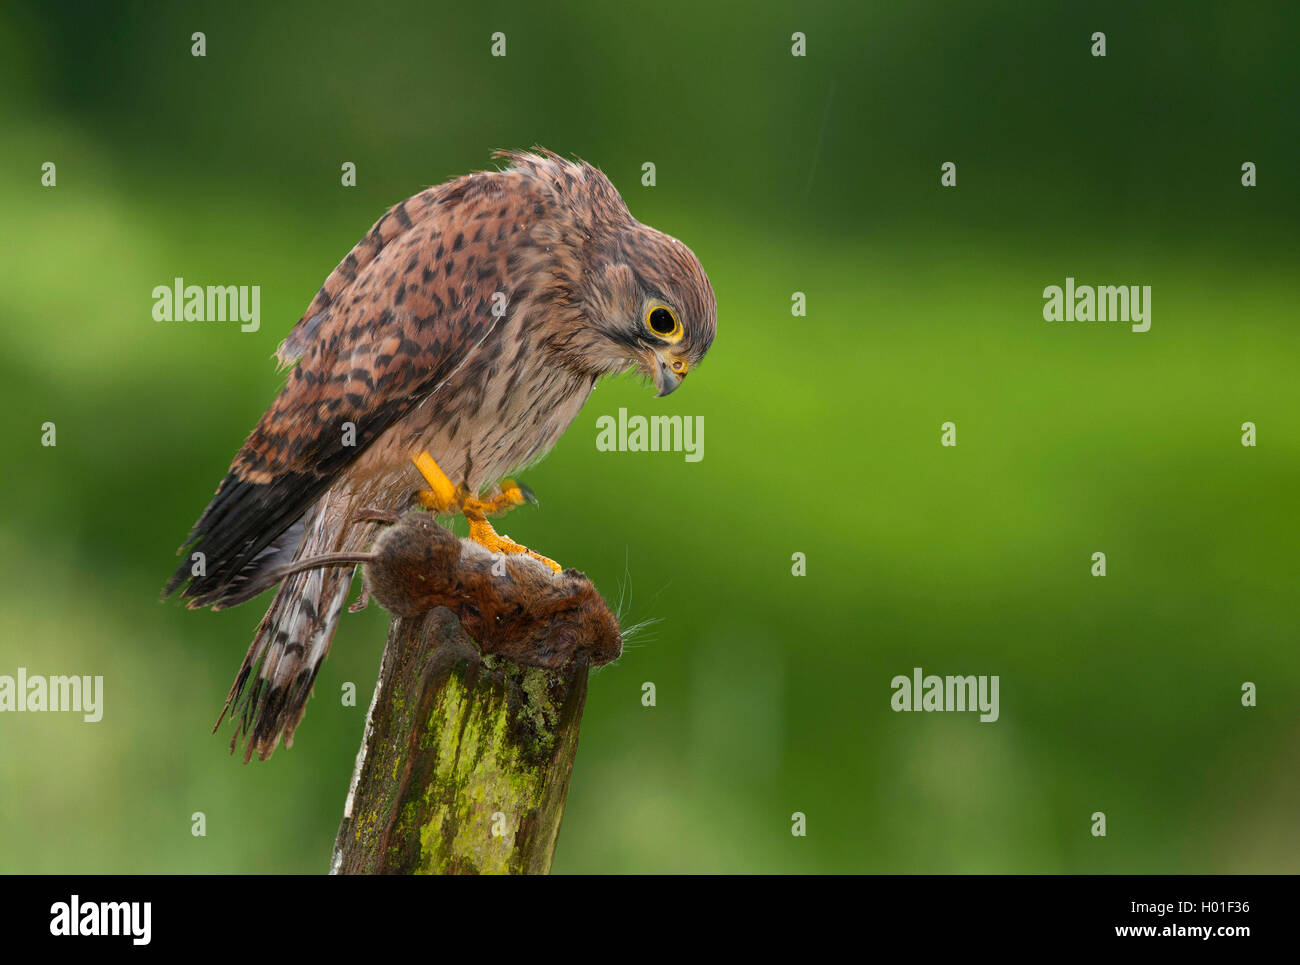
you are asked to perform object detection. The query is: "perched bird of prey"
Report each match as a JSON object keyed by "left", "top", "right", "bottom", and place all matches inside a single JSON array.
[{"left": 164, "top": 150, "right": 716, "bottom": 761}]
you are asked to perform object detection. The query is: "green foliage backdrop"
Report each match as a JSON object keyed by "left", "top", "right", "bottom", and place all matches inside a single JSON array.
[{"left": 0, "top": 1, "right": 1296, "bottom": 872}]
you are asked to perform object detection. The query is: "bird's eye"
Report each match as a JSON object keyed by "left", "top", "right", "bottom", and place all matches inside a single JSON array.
[{"left": 646, "top": 306, "right": 682, "bottom": 341}]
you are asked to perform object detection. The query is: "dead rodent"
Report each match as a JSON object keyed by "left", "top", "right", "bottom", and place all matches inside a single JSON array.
[{"left": 268, "top": 510, "right": 621, "bottom": 669}]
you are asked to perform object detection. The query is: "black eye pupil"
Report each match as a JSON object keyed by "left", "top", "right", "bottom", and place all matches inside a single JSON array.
[{"left": 649, "top": 308, "right": 676, "bottom": 335}]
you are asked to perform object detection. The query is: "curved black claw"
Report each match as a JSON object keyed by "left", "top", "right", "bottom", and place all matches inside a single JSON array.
[{"left": 516, "top": 481, "right": 540, "bottom": 507}]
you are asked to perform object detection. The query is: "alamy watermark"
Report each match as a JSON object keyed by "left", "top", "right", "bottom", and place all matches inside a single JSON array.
[
  {"left": 891, "top": 667, "right": 999, "bottom": 723},
  {"left": 50, "top": 896, "right": 150, "bottom": 945},
  {"left": 152, "top": 277, "right": 260, "bottom": 332},
  {"left": 1043, "top": 277, "right": 1150, "bottom": 332},
  {"left": 0, "top": 668, "right": 103, "bottom": 721},
  {"left": 595, "top": 407, "right": 703, "bottom": 462}
]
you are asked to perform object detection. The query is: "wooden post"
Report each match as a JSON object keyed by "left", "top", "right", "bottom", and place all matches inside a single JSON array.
[
  {"left": 331, "top": 609, "right": 589, "bottom": 874},
  {"left": 326, "top": 510, "right": 620, "bottom": 875}
]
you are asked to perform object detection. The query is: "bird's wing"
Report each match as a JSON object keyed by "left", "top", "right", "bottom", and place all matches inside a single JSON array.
[{"left": 166, "top": 171, "right": 537, "bottom": 608}]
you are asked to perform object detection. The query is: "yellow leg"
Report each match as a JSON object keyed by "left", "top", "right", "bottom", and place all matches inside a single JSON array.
[
  {"left": 410, "top": 452, "right": 560, "bottom": 572},
  {"left": 412, "top": 451, "right": 459, "bottom": 514}
]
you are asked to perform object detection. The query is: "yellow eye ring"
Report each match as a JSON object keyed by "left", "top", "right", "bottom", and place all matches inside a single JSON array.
[{"left": 646, "top": 305, "right": 683, "bottom": 342}]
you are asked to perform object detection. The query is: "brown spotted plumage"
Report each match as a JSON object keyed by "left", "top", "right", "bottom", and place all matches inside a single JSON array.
[{"left": 164, "top": 150, "right": 716, "bottom": 760}]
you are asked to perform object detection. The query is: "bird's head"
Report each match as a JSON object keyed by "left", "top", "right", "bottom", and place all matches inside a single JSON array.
[
  {"left": 506, "top": 151, "right": 716, "bottom": 394},
  {"left": 572, "top": 222, "right": 717, "bottom": 397}
]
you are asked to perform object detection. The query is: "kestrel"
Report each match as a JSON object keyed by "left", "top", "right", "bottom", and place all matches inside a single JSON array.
[{"left": 164, "top": 150, "right": 716, "bottom": 761}]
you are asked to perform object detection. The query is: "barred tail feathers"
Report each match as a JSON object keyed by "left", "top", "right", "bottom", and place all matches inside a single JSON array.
[{"left": 218, "top": 495, "right": 368, "bottom": 761}]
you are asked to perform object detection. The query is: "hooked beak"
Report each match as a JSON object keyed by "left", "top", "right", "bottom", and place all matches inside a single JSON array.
[{"left": 651, "top": 349, "right": 689, "bottom": 397}]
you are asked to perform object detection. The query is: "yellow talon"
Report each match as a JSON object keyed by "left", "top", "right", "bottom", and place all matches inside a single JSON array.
[
  {"left": 466, "top": 512, "right": 562, "bottom": 573},
  {"left": 411, "top": 453, "right": 560, "bottom": 572},
  {"left": 462, "top": 477, "right": 534, "bottom": 517}
]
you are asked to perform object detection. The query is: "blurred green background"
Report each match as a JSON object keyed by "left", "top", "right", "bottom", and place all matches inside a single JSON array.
[{"left": 1, "top": 1, "right": 1296, "bottom": 873}]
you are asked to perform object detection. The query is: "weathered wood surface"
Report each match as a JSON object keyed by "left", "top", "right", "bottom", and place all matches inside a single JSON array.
[
  {"left": 331, "top": 609, "right": 590, "bottom": 874},
  {"left": 328, "top": 510, "right": 620, "bottom": 875}
]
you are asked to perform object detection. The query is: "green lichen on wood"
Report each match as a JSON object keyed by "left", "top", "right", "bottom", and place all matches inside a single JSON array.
[{"left": 331, "top": 607, "right": 588, "bottom": 875}]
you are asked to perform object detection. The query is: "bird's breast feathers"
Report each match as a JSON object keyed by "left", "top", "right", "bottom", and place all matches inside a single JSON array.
[{"left": 344, "top": 307, "right": 597, "bottom": 495}]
